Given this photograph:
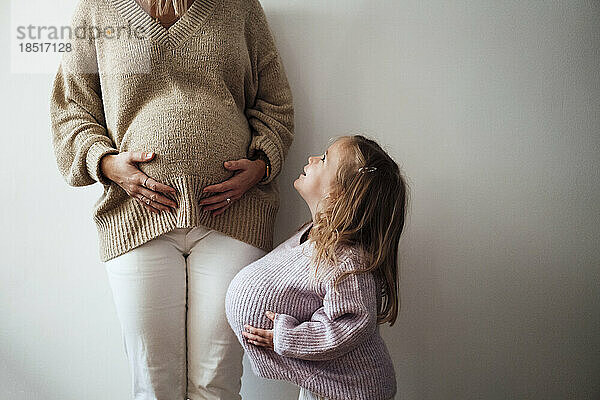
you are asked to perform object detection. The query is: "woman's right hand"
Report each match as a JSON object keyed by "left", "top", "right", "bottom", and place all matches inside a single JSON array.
[{"left": 100, "top": 151, "right": 178, "bottom": 214}]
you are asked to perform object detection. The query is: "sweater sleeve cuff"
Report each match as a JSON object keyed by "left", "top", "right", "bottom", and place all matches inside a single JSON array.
[
  {"left": 248, "top": 134, "right": 281, "bottom": 185},
  {"left": 86, "top": 141, "right": 119, "bottom": 187},
  {"left": 272, "top": 313, "right": 300, "bottom": 357}
]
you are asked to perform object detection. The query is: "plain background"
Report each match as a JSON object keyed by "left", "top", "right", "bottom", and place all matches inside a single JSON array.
[{"left": 1, "top": 0, "right": 599, "bottom": 399}]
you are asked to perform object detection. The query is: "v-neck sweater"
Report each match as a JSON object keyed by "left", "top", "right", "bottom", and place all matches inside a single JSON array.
[
  {"left": 49, "top": 0, "right": 294, "bottom": 262},
  {"left": 225, "top": 223, "right": 398, "bottom": 400}
]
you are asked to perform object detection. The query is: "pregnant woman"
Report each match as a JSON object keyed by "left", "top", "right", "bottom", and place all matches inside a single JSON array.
[{"left": 49, "top": 0, "right": 293, "bottom": 399}]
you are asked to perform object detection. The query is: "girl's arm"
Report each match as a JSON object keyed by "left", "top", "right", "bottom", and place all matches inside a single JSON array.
[{"left": 271, "top": 262, "right": 378, "bottom": 361}]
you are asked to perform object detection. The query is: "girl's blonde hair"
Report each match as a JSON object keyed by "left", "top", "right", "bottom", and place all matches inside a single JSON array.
[
  {"left": 301, "top": 134, "right": 409, "bottom": 326},
  {"left": 145, "top": 0, "right": 190, "bottom": 17}
]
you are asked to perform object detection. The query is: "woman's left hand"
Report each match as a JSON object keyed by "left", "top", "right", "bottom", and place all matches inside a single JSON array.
[
  {"left": 242, "top": 310, "right": 276, "bottom": 349},
  {"left": 200, "top": 158, "right": 266, "bottom": 216}
]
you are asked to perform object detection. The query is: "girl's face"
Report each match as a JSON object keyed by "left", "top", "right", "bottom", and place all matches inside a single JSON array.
[{"left": 294, "top": 139, "right": 346, "bottom": 214}]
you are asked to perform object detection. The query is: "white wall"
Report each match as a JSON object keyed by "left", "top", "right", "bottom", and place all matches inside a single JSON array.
[{"left": 1, "top": 0, "right": 598, "bottom": 399}]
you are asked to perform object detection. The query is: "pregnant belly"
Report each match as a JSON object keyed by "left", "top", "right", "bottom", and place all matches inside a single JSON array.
[
  {"left": 120, "top": 108, "right": 251, "bottom": 181},
  {"left": 225, "top": 262, "right": 323, "bottom": 337}
]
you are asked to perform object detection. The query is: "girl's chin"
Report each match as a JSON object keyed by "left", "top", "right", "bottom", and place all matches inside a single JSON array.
[{"left": 292, "top": 179, "right": 304, "bottom": 194}]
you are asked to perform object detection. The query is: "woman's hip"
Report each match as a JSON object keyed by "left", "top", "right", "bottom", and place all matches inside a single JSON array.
[{"left": 103, "top": 225, "right": 267, "bottom": 314}]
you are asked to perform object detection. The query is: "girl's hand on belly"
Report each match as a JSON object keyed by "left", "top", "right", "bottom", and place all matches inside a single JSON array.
[{"left": 242, "top": 310, "right": 276, "bottom": 349}]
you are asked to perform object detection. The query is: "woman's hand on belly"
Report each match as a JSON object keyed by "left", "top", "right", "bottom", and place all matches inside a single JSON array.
[
  {"left": 242, "top": 310, "right": 276, "bottom": 350},
  {"left": 199, "top": 157, "right": 267, "bottom": 215},
  {"left": 101, "top": 151, "right": 178, "bottom": 214}
]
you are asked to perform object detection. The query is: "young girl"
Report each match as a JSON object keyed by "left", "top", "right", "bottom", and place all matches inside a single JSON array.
[{"left": 225, "top": 134, "right": 408, "bottom": 400}]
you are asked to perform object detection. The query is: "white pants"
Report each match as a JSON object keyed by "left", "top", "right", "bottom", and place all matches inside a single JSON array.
[{"left": 105, "top": 225, "right": 267, "bottom": 400}]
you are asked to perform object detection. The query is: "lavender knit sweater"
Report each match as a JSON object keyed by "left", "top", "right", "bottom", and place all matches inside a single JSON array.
[{"left": 225, "top": 223, "right": 397, "bottom": 400}]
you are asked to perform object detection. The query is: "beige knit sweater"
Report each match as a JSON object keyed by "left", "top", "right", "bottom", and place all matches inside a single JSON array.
[{"left": 49, "top": 0, "right": 294, "bottom": 262}]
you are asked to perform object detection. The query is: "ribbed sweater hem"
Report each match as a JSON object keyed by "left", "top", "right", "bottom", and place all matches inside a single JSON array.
[
  {"left": 94, "top": 175, "right": 278, "bottom": 262},
  {"left": 251, "top": 362, "right": 394, "bottom": 400}
]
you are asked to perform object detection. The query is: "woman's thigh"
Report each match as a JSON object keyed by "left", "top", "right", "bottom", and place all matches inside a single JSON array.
[
  {"left": 105, "top": 229, "right": 188, "bottom": 400},
  {"left": 185, "top": 227, "right": 267, "bottom": 400}
]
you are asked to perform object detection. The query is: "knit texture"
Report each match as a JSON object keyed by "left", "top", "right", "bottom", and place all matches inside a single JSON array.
[
  {"left": 49, "top": 0, "right": 294, "bottom": 261},
  {"left": 225, "top": 223, "right": 397, "bottom": 400}
]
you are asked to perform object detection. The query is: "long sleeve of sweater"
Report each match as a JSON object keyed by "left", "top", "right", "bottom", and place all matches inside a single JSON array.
[
  {"left": 49, "top": 0, "right": 119, "bottom": 187},
  {"left": 244, "top": 0, "right": 294, "bottom": 185},
  {"left": 271, "top": 263, "right": 378, "bottom": 361},
  {"left": 47, "top": 0, "right": 294, "bottom": 261},
  {"left": 226, "top": 226, "right": 397, "bottom": 399}
]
